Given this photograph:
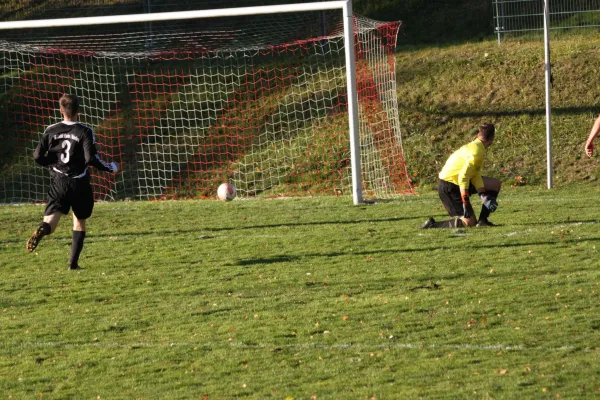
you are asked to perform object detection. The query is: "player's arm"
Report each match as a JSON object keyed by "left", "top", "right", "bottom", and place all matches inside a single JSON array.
[
  {"left": 458, "top": 155, "right": 481, "bottom": 189},
  {"left": 33, "top": 130, "right": 54, "bottom": 166},
  {"left": 459, "top": 152, "right": 494, "bottom": 218},
  {"left": 584, "top": 115, "right": 600, "bottom": 157},
  {"left": 82, "top": 128, "right": 118, "bottom": 173},
  {"left": 458, "top": 188, "right": 473, "bottom": 219},
  {"left": 457, "top": 158, "right": 477, "bottom": 218}
]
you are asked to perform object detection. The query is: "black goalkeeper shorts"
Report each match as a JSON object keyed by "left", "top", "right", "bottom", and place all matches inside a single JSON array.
[
  {"left": 45, "top": 173, "right": 94, "bottom": 220},
  {"left": 437, "top": 179, "right": 477, "bottom": 217}
]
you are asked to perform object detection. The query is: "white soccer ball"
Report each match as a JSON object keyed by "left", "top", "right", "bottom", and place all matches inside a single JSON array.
[{"left": 217, "top": 182, "right": 236, "bottom": 201}]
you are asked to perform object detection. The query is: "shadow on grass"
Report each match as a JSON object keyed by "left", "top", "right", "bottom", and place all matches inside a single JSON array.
[
  {"left": 82, "top": 216, "right": 432, "bottom": 239},
  {"left": 232, "top": 235, "right": 600, "bottom": 266},
  {"left": 3, "top": 215, "right": 433, "bottom": 245},
  {"left": 234, "top": 255, "right": 298, "bottom": 266},
  {"left": 411, "top": 105, "right": 599, "bottom": 119},
  {"left": 453, "top": 105, "right": 599, "bottom": 118}
]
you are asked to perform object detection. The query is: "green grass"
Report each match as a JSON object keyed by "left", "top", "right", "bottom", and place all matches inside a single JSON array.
[{"left": 1, "top": 184, "right": 599, "bottom": 398}]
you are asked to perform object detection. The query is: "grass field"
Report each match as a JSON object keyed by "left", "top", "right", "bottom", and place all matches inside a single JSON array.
[{"left": 1, "top": 184, "right": 599, "bottom": 399}]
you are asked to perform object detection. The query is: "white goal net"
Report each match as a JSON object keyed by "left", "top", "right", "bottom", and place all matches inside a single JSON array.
[{"left": 0, "top": 2, "right": 413, "bottom": 202}]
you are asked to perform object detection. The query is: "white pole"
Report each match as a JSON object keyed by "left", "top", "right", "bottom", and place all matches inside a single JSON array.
[
  {"left": 543, "top": 0, "right": 553, "bottom": 189},
  {"left": 494, "top": 0, "right": 502, "bottom": 45},
  {"left": 0, "top": 1, "right": 346, "bottom": 29},
  {"left": 343, "top": 0, "right": 363, "bottom": 205}
]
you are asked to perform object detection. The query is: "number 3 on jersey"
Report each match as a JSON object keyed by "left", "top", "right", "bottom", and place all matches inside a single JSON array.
[{"left": 60, "top": 140, "right": 72, "bottom": 164}]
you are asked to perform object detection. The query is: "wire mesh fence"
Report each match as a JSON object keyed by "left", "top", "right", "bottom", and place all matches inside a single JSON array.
[{"left": 493, "top": 0, "right": 600, "bottom": 42}]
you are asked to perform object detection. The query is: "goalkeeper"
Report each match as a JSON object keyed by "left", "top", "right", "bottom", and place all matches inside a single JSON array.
[
  {"left": 420, "top": 123, "right": 501, "bottom": 229},
  {"left": 26, "top": 94, "right": 118, "bottom": 270}
]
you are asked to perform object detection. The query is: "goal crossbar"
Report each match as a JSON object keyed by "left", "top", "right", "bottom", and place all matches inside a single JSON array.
[{"left": 0, "top": 1, "right": 347, "bottom": 29}]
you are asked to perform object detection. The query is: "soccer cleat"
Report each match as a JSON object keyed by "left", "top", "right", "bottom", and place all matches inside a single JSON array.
[
  {"left": 69, "top": 264, "right": 84, "bottom": 270},
  {"left": 26, "top": 225, "right": 45, "bottom": 253},
  {"left": 476, "top": 219, "right": 497, "bottom": 227},
  {"left": 419, "top": 217, "right": 436, "bottom": 229}
]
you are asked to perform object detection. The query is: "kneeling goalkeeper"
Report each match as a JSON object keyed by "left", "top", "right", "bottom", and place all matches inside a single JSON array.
[{"left": 420, "top": 123, "right": 501, "bottom": 229}]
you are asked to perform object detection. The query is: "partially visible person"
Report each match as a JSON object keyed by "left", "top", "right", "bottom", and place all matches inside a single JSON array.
[
  {"left": 584, "top": 114, "right": 600, "bottom": 157},
  {"left": 420, "top": 123, "right": 500, "bottom": 229},
  {"left": 26, "top": 94, "right": 118, "bottom": 270}
]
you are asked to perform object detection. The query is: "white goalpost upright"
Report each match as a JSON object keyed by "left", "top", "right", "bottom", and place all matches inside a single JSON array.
[
  {"left": 341, "top": 0, "right": 363, "bottom": 205},
  {"left": 0, "top": 1, "right": 413, "bottom": 204},
  {"left": 542, "top": 0, "right": 553, "bottom": 189}
]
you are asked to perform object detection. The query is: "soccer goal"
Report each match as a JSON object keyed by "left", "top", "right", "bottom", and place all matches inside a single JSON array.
[{"left": 0, "top": 1, "right": 413, "bottom": 204}]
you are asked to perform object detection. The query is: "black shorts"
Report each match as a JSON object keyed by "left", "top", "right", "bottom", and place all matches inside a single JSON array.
[
  {"left": 437, "top": 179, "right": 476, "bottom": 217},
  {"left": 45, "top": 173, "right": 94, "bottom": 220}
]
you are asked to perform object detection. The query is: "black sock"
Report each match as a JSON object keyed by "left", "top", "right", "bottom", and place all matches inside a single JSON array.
[
  {"left": 479, "top": 206, "right": 491, "bottom": 222},
  {"left": 479, "top": 190, "right": 499, "bottom": 222},
  {"left": 40, "top": 222, "right": 52, "bottom": 236},
  {"left": 432, "top": 218, "right": 464, "bottom": 228},
  {"left": 69, "top": 230, "right": 86, "bottom": 268}
]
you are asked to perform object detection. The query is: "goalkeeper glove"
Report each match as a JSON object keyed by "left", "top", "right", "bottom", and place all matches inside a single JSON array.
[
  {"left": 109, "top": 161, "right": 119, "bottom": 173},
  {"left": 479, "top": 192, "right": 498, "bottom": 212},
  {"left": 461, "top": 192, "right": 473, "bottom": 218}
]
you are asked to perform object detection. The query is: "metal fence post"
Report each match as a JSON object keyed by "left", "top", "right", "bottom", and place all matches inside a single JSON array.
[{"left": 494, "top": 0, "right": 503, "bottom": 44}]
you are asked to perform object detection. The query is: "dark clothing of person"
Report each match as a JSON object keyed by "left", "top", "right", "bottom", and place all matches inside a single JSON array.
[
  {"left": 34, "top": 121, "right": 112, "bottom": 218},
  {"left": 33, "top": 121, "right": 112, "bottom": 178},
  {"left": 437, "top": 179, "right": 477, "bottom": 217}
]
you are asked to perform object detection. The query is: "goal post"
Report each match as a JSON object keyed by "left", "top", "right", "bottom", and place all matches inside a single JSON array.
[
  {"left": 0, "top": 1, "right": 413, "bottom": 204},
  {"left": 342, "top": 0, "right": 363, "bottom": 205}
]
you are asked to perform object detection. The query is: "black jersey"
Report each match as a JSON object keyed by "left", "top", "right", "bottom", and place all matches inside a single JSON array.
[{"left": 34, "top": 121, "right": 112, "bottom": 178}]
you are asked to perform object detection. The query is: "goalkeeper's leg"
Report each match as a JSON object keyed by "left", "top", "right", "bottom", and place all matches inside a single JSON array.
[
  {"left": 477, "top": 176, "right": 501, "bottom": 226},
  {"left": 420, "top": 180, "right": 477, "bottom": 229},
  {"left": 420, "top": 217, "right": 467, "bottom": 229}
]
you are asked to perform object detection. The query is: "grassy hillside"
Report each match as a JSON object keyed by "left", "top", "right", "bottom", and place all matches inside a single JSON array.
[{"left": 396, "top": 34, "right": 600, "bottom": 191}]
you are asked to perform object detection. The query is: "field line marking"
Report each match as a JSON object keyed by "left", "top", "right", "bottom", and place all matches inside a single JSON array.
[{"left": 0, "top": 341, "right": 592, "bottom": 352}]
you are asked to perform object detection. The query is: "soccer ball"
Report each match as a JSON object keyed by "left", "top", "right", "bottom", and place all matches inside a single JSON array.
[{"left": 217, "top": 182, "right": 236, "bottom": 201}]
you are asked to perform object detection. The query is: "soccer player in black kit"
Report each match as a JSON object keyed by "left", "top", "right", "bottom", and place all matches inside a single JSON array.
[{"left": 26, "top": 94, "right": 118, "bottom": 270}]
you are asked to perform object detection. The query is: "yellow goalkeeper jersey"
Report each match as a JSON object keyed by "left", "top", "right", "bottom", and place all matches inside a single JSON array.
[{"left": 438, "top": 138, "right": 486, "bottom": 190}]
